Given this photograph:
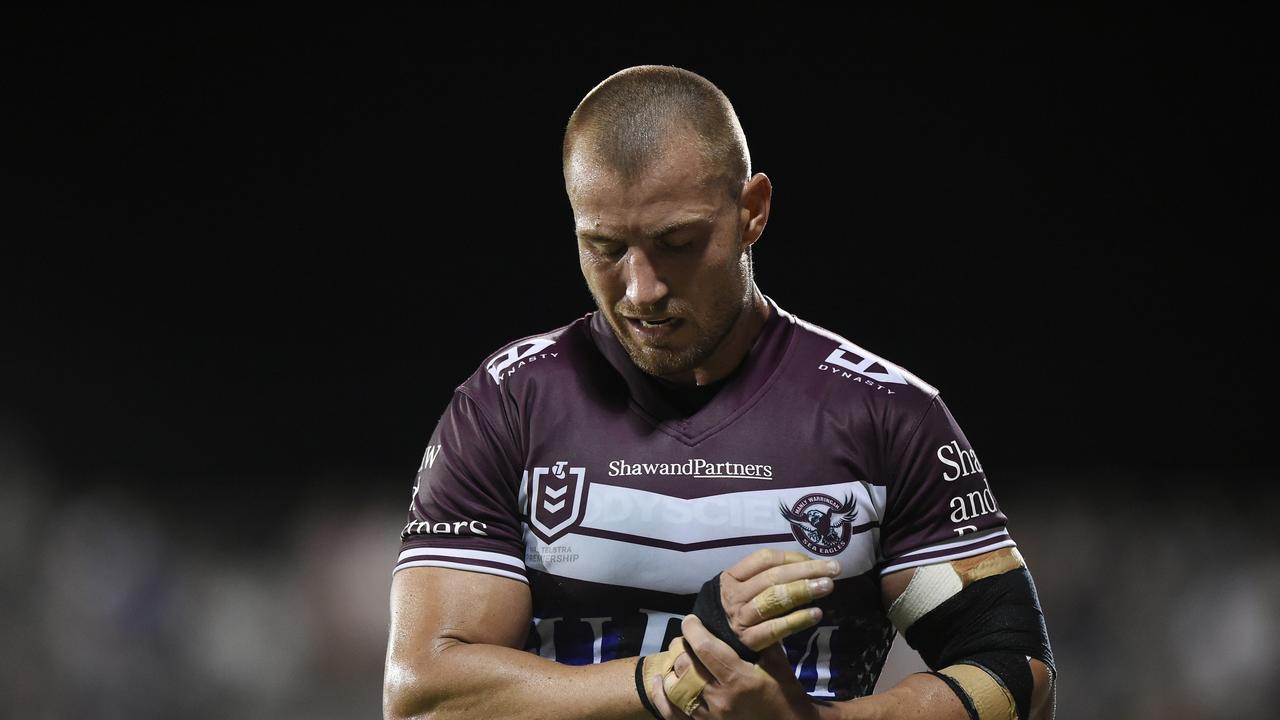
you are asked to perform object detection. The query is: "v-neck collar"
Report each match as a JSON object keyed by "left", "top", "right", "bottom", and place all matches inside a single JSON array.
[{"left": 587, "top": 296, "right": 796, "bottom": 446}]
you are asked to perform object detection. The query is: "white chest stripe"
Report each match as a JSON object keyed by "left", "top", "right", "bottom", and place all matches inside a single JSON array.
[
  {"left": 577, "top": 481, "right": 885, "bottom": 545},
  {"left": 524, "top": 532, "right": 880, "bottom": 594}
]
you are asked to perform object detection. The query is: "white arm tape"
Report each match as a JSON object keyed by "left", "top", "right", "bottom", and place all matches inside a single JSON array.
[
  {"left": 886, "top": 562, "right": 964, "bottom": 632},
  {"left": 886, "top": 548, "right": 1026, "bottom": 633}
]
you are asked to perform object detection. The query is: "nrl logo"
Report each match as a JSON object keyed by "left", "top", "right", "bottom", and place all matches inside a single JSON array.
[
  {"left": 524, "top": 460, "right": 588, "bottom": 543},
  {"left": 780, "top": 493, "right": 859, "bottom": 556}
]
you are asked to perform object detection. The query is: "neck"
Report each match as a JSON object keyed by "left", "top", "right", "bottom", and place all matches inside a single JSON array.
[{"left": 664, "top": 285, "right": 770, "bottom": 386}]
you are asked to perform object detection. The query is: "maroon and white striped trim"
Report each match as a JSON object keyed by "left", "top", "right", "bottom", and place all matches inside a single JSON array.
[
  {"left": 880, "top": 528, "right": 1016, "bottom": 575},
  {"left": 394, "top": 547, "right": 529, "bottom": 584}
]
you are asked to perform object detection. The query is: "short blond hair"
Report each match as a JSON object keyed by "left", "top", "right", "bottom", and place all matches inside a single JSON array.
[{"left": 563, "top": 65, "right": 751, "bottom": 199}]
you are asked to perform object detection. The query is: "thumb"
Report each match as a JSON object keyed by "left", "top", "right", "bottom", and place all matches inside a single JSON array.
[{"left": 756, "top": 644, "right": 794, "bottom": 678}]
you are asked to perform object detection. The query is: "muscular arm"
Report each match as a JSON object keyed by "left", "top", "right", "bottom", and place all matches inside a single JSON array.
[
  {"left": 815, "top": 549, "right": 1056, "bottom": 720},
  {"left": 383, "top": 567, "right": 650, "bottom": 720},
  {"left": 655, "top": 548, "right": 1055, "bottom": 720}
]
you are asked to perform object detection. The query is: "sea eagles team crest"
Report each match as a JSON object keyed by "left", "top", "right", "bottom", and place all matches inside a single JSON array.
[
  {"left": 780, "top": 493, "right": 859, "bottom": 556},
  {"left": 525, "top": 461, "right": 587, "bottom": 543}
]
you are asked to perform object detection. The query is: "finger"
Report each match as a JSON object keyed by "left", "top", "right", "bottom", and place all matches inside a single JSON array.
[
  {"left": 740, "top": 576, "right": 834, "bottom": 627},
  {"left": 681, "top": 614, "right": 750, "bottom": 684},
  {"left": 646, "top": 638, "right": 686, "bottom": 676},
  {"left": 668, "top": 641, "right": 717, "bottom": 716},
  {"left": 650, "top": 672, "right": 690, "bottom": 720},
  {"left": 663, "top": 659, "right": 712, "bottom": 716},
  {"left": 756, "top": 644, "right": 794, "bottom": 676},
  {"left": 739, "top": 607, "right": 823, "bottom": 651},
  {"left": 734, "top": 559, "right": 841, "bottom": 603},
  {"left": 680, "top": 642, "right": 715, "bottom": 682},
  {"left": 673, "top": 652, "right": 692, "bottom": 676},
  {"left": 724, "top": 548, "right": 812, "bottom": 582}
]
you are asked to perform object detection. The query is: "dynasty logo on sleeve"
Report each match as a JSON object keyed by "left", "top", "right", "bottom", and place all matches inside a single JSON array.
[{"left": 486, "top": 337, "right": 559, "bottom": 385}]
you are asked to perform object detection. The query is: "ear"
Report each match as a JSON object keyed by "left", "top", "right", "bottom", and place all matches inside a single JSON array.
[{"left": 739, "top": 173, "right": 772, "bottom": 249}]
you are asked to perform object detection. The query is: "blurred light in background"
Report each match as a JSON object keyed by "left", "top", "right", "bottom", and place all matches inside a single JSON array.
[{"left": 3, "top": 431, "right": 1277, "bottom": 719}]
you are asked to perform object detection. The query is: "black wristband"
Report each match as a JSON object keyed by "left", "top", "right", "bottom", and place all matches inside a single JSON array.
[
  {"left": 691, "top": 573, "right": 760, "bottom": 662},
  {"left": 635, "top": 657, "right": 663, "bottom": 720}
]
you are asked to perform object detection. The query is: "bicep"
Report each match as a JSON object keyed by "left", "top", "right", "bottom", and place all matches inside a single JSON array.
[
  {"left": 390, "top": 390, "right": 531, "bottom": 660},
  {"left": 879, "top": 564, "right": 915, "bottom": 607},
  {"left": 878, "top": 549, "right": 1056, "bottom": 719},
  {"left": 387, "top": 567, "right": 532, "bottom": 670}
]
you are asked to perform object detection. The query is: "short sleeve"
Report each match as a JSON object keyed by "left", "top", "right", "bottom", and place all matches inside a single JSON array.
[
  {"left": 393, "top": 390, "right": 528, "bottom": 584},
  {"left": 878, "top": 395, "right": 1016, "bottom": 575}
]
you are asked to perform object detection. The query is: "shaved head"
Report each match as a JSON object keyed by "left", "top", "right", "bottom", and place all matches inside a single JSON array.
[{"left": 563, "top": 65, "right": 751, "bottom": 199}]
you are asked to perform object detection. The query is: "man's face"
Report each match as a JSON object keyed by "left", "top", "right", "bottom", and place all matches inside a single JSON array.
[{"left": 566, "top": 140, "right": 751, "bottom": 381}]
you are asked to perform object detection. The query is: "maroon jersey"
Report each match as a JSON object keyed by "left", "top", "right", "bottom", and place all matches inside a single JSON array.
[{"left": 395, "top": 297, "right": 1014, "bottom": 698}]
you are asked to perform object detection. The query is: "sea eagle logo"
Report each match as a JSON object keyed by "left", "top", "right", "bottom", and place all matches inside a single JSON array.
[{"left": 780, "top": 493, "right": 859, "bottom": 556}]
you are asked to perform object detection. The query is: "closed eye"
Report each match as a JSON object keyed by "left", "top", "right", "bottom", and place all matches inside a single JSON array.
[
  {"left": 584, "top": 239, "right": 626, "bottom": 259},
  {"left": 581, "top": 237, "right": 624, "bottom": 258},
  {"left": 662, "top": 236, "right": 694, "bottom": 251}
]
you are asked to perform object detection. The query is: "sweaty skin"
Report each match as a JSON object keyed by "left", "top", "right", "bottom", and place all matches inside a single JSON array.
[
  {"left": 569, "top": 129, "right": 773, "bottom": 388},
  {"left": 386, "top": 130, "right": 787, "bottom": 720},
  {"left": 383, "top": 551, "right": 836, "bottom": 719},
  {"left": 389, "top": 89, "right": 1054, "bottom": 718},
  {"left": 650, "top": 548, "right": 1055, "bottom": 720}
]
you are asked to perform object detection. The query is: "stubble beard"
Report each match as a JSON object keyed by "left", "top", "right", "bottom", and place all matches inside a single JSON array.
[{"left": 595, "top": 262, "right": 751, "bottom": 381}]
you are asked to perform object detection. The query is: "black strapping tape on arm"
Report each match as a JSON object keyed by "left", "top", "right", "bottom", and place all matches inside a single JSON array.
[
  {"left": 905, "top": 568, "right": 1052, "bottom": 720},
  {"left": 691, "top": 574, "right": 760, "bottom": 662}
]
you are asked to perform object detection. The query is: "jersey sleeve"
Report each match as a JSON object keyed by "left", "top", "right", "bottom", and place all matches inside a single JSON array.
[
  {"left": 393, "top": 389, "right": 528, "bottom": 584},
  {"left": 878, "top": 394, "right": 1016, "bottom": 575}
]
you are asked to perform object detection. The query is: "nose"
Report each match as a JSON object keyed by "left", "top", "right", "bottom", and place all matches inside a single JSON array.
[{"left": 624, "top": 247, "right": 668, "bottom": 308}]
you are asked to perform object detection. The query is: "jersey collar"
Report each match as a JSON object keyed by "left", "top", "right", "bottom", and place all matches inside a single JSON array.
[{"left": 587, "top": 295, "right": 796, "bottom": 445}]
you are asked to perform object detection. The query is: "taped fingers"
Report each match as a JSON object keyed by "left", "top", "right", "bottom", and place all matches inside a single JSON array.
[
  {"left": 647, "top": 671, "right": 688, "bottom": 720},
  {"left": 750, "top": 584, "right": 788, "bottom": 620},
  {"left": 693, "top": 555, "right": 838, "bottom": 661},
  {"left": 732, "top": 559, "right": 840, "bottom": 608},
  {"left": 747, "top": 576, "right": 832, "bottom": 622},
  {"left": 638, "top": 637, "right": 692, "bottom": 718},
  {"left": 740, "top": 607, "right": 822, "bottom": 650},
  {"left": 646, "top": 636, "right": 688, "bottom": 677},
  {"left": 663, "top": 652, "right": 712, "bottom": 716}
]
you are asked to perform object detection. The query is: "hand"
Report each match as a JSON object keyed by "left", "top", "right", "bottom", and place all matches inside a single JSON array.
[
  {"left": 640, "top": 549, "right": 837, "bottom": 717},
  {"left": 719, "top": 548, "right": 840, "bottom": 651},
  {"left": 648, "top": 615, "right": 818, "bottom": 720}
]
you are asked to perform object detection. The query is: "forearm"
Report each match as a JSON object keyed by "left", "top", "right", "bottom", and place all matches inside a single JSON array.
[
  {"left": 812, "top": 673, "right": 968, "bottom": 720},
  {"left": 384, "top": 640, "right": 650, "bottom": 720},
  {"left": 814, "top": 658, "right": 1055, "bottom": 720}
]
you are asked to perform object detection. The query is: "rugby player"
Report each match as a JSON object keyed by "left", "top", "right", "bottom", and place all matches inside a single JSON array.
[{"left": 384, "top": 66, "right": 1056, "bottom": 720}]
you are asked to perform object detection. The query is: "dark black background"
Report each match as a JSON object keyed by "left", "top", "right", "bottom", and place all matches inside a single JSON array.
[{"left": 6, "top": 6, "right": 1275, "bottom": 523}]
